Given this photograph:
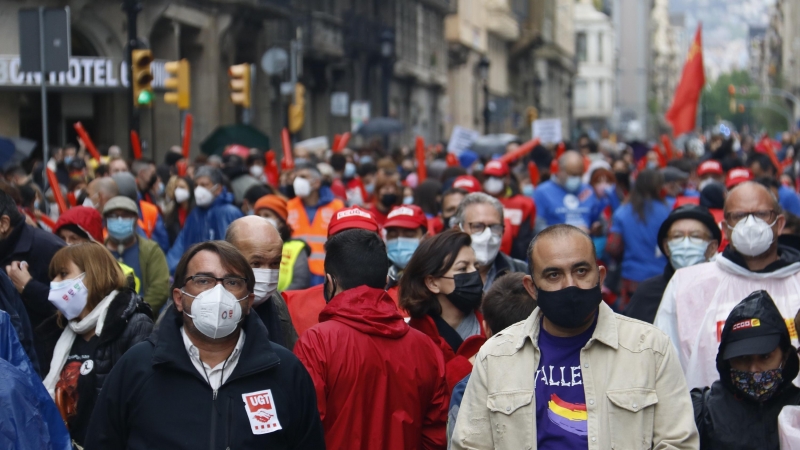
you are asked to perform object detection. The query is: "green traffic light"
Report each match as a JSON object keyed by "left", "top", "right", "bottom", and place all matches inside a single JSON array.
[{"left": 137, "top": 90, "right": 153, "bottom": 105}]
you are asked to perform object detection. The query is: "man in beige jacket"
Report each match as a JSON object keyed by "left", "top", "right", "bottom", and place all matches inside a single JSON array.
[{"left": 451, "top": 224, "right": 698, "bottom": 450}]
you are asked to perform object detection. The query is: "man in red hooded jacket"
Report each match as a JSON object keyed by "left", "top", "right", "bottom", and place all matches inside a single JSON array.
[{"left": 294, "top": 228, "right": 448, "bottom": 450}]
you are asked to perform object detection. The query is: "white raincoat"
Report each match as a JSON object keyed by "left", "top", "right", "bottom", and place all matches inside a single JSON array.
[{"left": 654, "top": 252, "right": 800, "bottom": 389}]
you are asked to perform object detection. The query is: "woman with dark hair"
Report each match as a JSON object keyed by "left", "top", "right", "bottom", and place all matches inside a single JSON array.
[
  {"left": 163, "top": 175, "right": 194, "bottom": 245},
  {"left": 398, "top": 229, "right": 486, "bottom": 391},
  {"left": 38, "top": 242, "right": 153, "bottom": 447},
  {"left": 413, "top": 179, "right": 443, "bottom": 218},
  {"left": 606, "top": 169, "right": 671, "bottom": 310}
]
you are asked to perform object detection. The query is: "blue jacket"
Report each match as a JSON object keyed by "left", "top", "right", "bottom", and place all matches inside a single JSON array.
[
  {"left": 0, "top": 311, "right": 71, "bottom": 450},
  {"left": 0, "top": 270, "right": 38, "bottom": 374},
  {"left": 779, "top": 185, "right": 800, "bottom": 216},
  {"left": 167, "top": 189, "right": 243, "bottom": 272}
]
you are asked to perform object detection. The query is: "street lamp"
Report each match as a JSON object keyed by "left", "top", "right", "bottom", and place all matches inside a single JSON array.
[{"left": 477, "top": 56, "right": 491, "bottom": 134}]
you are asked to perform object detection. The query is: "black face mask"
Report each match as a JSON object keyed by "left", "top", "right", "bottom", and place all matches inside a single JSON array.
[
  {"left": 279, "top": 184, "right": 295, "bottom": 199},
  {"left": 323, "top": 276, "right": 337, "bottom": 303},
  {"left": 380, "top": 194, "right": 398, "bottom": 207},
  {"left": 535, "top": 283, "right": 602, "bottom": 329},
  {"left": 146, "top": 173, "right": 158, "bottom": 191},
  {"left": 442, "top": 216, "right": 454, "bottom": 230},
  {"left": 614, "top": 172, "right": 630, "bottom": 190},
  {"left": 443, "top": 271, "right": 484, "bottom": 313}
]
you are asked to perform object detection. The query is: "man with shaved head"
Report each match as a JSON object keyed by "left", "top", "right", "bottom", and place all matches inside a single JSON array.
[
  {"left": 84, "top": 176, "right": 119, "bottom": 212},
  {"left": 452, "top": 224, "right": 698, "bottom": 449},
  {"left": 226, "top": 216, "right": 299, "bottom": 349},
  {"left": 655, "top": 181, "right": 800, "bottom": 389},
  {"left": 533, "top": 150, "right": 604, "bottom": 234}
]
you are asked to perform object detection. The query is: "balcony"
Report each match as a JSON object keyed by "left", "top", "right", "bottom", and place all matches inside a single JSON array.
[{"left": 485, "top": 1, "right": 519, "bottom": 42}]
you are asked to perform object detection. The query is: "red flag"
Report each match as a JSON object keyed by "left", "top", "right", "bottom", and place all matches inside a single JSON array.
[
  {"left": 415, "top": 136, "right": 427, "bottom": 182},
  {"left": 666, "top": 24, "right": 705, "bottom": 136}
]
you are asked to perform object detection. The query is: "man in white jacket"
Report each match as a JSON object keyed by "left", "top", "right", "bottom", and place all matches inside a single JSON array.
[{"left": 655, "top": 181, "right": 800, "bottom": 389}]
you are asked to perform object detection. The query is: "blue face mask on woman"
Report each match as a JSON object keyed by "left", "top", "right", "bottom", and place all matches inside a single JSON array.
[
  {"left": 386, "top": 237, "right": 420, "bottom": 269},
  {"left": 107, "top": 217, "right": 136, "bottom": 241}
]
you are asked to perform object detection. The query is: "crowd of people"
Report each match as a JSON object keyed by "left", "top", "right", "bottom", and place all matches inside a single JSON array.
[{"left": 2, "top": 128, "right": 800, "bottom": 449}]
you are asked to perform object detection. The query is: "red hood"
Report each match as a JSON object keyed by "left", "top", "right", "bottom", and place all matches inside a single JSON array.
[
  {"left": 53, "top": 206, "right": 104, "bottom": 242},
  {"left": 319, "top": 285, "right": 409, "bottom": 338}
]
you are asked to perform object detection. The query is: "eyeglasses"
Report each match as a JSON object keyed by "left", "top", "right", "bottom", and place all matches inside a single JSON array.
[
  {"left": 466, "top": 222, "right": 504, "bottom": 236},
  {"left": 723, "top": 210, "right": 778, "bottom": 227},
  {"left": 667, "top": 234, "right": 710, "bottom": 246},
  {"left": 184, "top": 275, "right": 247, "bottom": 294}
]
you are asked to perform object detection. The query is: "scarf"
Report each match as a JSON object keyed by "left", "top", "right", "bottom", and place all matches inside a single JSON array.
[{"left": 43, "top": 290, "right": 118, "bottom": 398}]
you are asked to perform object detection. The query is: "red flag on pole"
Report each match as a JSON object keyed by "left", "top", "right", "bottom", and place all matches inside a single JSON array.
[
  {"left": 415, "top": 136, "right": 427, "bottom": 182},
  {"left": 281, "top": 128, "right": 294, "bottom": 170},
  {"left": 666, "top": 24, "right": 705, "bottom": 136},
  {"left": 130, "top": 131, "right": 142, "bottom": 160},
  {"left": 182, "top": 114, "right": 193, "bottom": 160},
  {"left": 73, "top": 122, "right": 101, "bottom": 161}
]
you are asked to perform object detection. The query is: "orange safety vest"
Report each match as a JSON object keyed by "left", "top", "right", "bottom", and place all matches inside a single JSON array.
[
  {"left": 138, "top": 200, "right": 158, "bottom": 239},
  {"left": 286, "top": 197, "right": 344, "bottom": 276}
]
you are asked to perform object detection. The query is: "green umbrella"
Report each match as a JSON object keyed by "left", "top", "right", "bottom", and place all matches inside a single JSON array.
[{"left": 200, "top": 124, "right": 271, "bottom": 156}]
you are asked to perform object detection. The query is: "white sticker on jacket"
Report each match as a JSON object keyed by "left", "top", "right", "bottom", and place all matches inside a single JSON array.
[{"left": 242, "top": 389, "right": 282, "bottom": 434}]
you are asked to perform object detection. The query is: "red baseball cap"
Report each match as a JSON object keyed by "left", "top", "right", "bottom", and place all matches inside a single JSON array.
[
  {"left": 452, "top": 175, "right": 481, "bottom": 193},
  {"left": 483, "top": 160, "right": 509, "bottom": 177},
  {"left": 223, "top": 144, "right": 250, "bottom": 159},
  {"left": 697, "top": 160, "right": 723, "bottom": 177},
  {"left": 384, "top": 205, "right": 428, "bottom": 230},
  {"left": 726, "top": 168, "right": 754, "bottom": 189},
  {"left": 327, "top": 206, "right": 379, "bottom": 236}
]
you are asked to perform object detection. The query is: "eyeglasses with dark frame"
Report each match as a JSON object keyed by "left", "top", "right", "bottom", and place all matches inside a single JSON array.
[
  {"left": 723, "top": 210, "right": 779, "bottom": 227},
  {"left": 465, "top": 222, "right": 504, "bottom": 236},
  {"left": 183, "top": 275, "right": 248, "bottom": 294}
]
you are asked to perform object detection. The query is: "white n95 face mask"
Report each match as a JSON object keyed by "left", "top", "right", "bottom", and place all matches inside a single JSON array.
[
  {"left": 48, "top": 274, "right": 89, "bottom": 320},
  {"left": 293, "top": 177, "right": 311, "bottom": 198},
  {"left": 467, "top": 227, "right": 502, "bottom": 266},
  {"left": 174, "top": 187, "right": 190, "bottom": 204},
  {"left": 483, "top": 177, "right": 504, "bottom": 195},
  {"left": 194, "top": 186, "right": 215, "bottom": 207},
  {"left": 730, "top": 215, "right": 776, "bottom": 257},
  {"left": 252, "top": 268, "right": 280, "bottom": 306},
  {"left": 182, "top": 284, "right": 248, "bottom": 339}
]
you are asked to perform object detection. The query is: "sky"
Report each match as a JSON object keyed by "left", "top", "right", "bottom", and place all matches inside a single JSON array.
[{"left": 670, "top": 0, "right": 775, "bottom": 80}]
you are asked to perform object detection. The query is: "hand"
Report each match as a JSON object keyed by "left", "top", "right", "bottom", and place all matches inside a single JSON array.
[
  {"left": 6, "top": 261, "right": 32, "bottom": 294},
  {"left": 590, "top": 221, "right": 603, "bottom": 236}
]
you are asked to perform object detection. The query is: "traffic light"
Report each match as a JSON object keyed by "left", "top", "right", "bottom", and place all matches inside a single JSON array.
[
  {"left": 525, "top": 106, "right": 538, "bottom": 125},
  {"left": 164, "top": 59, "right": 191, "bottom": 110},
  {"left": 132, "top": 49, "right": 154, "bottom": 107},
  {"left": 229, "top": 64, "right": 251, "bottom": 108},
  {"left": 288, "top": 82, "right": 305, "bottom": 133}
]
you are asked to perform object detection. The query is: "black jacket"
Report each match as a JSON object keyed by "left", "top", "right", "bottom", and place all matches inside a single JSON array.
[
  {"left": 623, "top": 264, "right": 675, "bottom": 324},
  {"left": 0, "top": 220, "right": 65, "bottom": 332},
  {"left": 691, "top": 292, "right": 800, "bottom": 450},
  {"left": 37, "top": 289, "right": 153, "bottom": 446},
  {"left": 85, "top": 307, "right": 325, "bottom": 450},
  {"left": 0, "top": 270, "right": 38, "bottom": 374},
  {"left": 255, "top": 292, "right": 299, "bottom": 351}
]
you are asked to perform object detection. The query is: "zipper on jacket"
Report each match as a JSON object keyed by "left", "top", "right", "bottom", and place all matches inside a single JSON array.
[{"left": 209, "top": 389, "right": 218, "bottom": 450}]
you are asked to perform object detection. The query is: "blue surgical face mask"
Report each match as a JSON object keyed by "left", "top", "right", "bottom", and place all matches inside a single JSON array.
[
  {"left": 365, "top": 182, "right": 375, "bottom": 195},
  {"left": 403, "top": 196, "right": 414, "bottom": 205},
  {"left": 386, "top": 237, "right": 420, "bottom": 269},
  {"left": 344, "top": 162, "right": 356, "bottom": 179},
  {"left": 647, "top": 161, "right": 659, "bottom": 170},
  {"left": 64, "top": 156, "right": 75, "bottom": 165},
  {"left": 667, "top": 237, "right": 709, "bottom": 269},
  {"left": 564, "top": 176, "right": 582, "bottom": 193},
  {"left": 107, "top": 217, "right": 136, "bottom": 241},
  {"left": 522, "top": 183, "right": 535, "bottom": 197}
]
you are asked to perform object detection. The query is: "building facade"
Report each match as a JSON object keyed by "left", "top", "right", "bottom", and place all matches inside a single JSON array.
[
  {"left": 611, "top": 0, "right": 652, "bottom": 140},
  {"left": 573, "top": 0, "right": 615, "bottom": 138},
  {"left": 0, "top": 0, "right": 452, "bottom": 165}
]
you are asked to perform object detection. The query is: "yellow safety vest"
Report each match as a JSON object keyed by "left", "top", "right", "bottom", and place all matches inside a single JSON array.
[
  {"left": 278, "top": 240, "right": 306, "bottom": 292},
  {"left": 118, "top": 262, "right": 141, "bottom": 294}
]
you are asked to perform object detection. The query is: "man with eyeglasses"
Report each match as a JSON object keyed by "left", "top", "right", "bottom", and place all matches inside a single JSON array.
[
  {"left": 85, "top": 240, "right": 325, "bottom": 449},
  {"left": 655, "top": 181, "right": 800, "bottom": 389},
  {"left": 624, "top": 205, "right": 721, "bottom": 323},
  {"left": 452, "top": 193, "right": 527, "bottom": 292}
]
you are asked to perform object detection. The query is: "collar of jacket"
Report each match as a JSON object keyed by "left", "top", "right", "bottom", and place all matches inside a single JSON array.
[
  {"left": 515, "top": 301, "right": 619, "bottom": 351},
  {"left": 1, "top": 220, "right": 30, "bottom": 257},
  {"left": 151, "top": 306, "right": 280, "bottom": 382},
  {"left": 717, "top": 246, "right": 800, "bottom": 279},
  {"left": 96, "top": 289, "right": 151, "bottom": 347}
]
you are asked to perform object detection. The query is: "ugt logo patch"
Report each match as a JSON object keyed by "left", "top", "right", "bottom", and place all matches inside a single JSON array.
[{"left": 242, "top": 389, "right": 282, "bottom": 435}]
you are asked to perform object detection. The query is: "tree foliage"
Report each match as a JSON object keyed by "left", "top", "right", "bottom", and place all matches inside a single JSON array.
[{"left": 700, "top": 70, "right": 792, "bottom": 134}]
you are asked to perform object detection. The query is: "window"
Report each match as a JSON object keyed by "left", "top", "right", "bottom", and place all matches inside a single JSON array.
[
  {"left": 576, "top": 32, "right": 587, "bottom": 63},
  {"left": 575, "top": 79, "right": 588, "bottom": 109},
  {"left": 597, "top": 33, "right": 603, "bottom": 63},
  {"left": 597, "top": 80, "right": 605, "bottom": 109}
]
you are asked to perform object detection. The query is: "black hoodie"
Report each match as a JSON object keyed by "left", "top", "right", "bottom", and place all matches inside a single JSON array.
[
  {"left": 84, "top": 307, "right": 325, "bottom": 450},
  {"left": 691, "top": 291, "right": 800, "bottom": 450}
]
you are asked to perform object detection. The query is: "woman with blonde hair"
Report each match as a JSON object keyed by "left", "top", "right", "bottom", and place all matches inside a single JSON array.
[{"left": 38, "top": 242, "right": 153, "bottom": 447}]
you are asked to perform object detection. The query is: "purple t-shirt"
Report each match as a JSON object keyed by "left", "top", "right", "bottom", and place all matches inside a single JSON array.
[{"left": 535, "top": 319, "right": 596, "bottom": 449}]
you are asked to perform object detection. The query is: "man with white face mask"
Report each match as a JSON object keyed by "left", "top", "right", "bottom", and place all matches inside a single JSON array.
[
  {"left": 226, "top": 216, "right": 299, "bottom": 350},
  {"left": 85, "top": 240, "right": 325, "bottom": 449},
  {"left": 166, "top": 166, "right": 243, "bottom": 273},
  {"left": 452, "top": 193, "right": 527, "bottom": 292},
  {"left": 655, "top": 182, "right": 800, "bottom": 389},
  {"left": 285, "top": 164, "right": 345, "bottom": 285}
]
